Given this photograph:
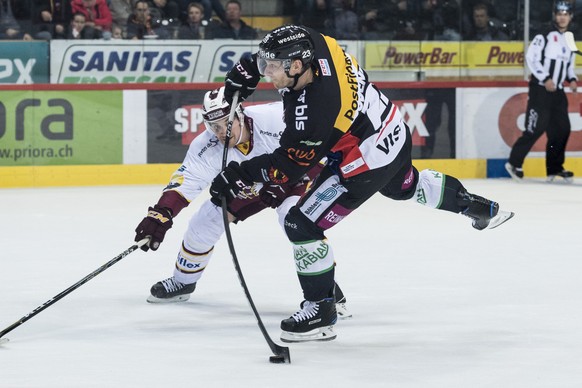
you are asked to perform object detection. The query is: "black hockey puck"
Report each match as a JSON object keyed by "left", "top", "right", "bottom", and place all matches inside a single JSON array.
[{"left": 269, "top": 355, "right": 286, "bottom": 364}]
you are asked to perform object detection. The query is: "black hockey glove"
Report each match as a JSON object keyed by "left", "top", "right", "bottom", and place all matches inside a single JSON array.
[
  {"left": 259, "top": 184, "right": 288, "bottom": 208},
  {"left": 210, "top": 161, "right": 254, "bottom": 202},
  {"left": 134, "top": 205, "right": 173, "bottom": 252},
  {"left": 224, "top": 54, "right": 261, "bottom": 104}
]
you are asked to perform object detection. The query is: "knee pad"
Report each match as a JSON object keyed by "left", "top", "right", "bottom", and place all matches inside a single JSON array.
[
  {"left": 276, "top": 195, "right": 299, "bottom": 231},
  {"left": 183, "top": 200, "right": 224, "bottom": 252},
  {"left": 380, "top": 166, "right": 419, "bottom": 201},
  {"left": 284, "top": 206, "right": 325, "bottom": 242}
]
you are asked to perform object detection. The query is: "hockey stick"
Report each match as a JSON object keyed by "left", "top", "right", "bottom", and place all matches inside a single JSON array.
[
  {"left": 0, "top": 238, "right": 149, "bottom": 345},
  {"left": 565, "top": 32, "right": 582, "bottom": 55},
  {"left": 219, "top": 91, "right": 291, "bottom": 364}
]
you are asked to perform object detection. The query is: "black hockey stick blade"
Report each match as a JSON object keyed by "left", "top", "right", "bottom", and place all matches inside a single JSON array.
[
  {"left": 0, "top": 238, "right": 149, "bottom": 343},
  {"left": 565, "top": 32, "right": 582, "bottom": 55}
]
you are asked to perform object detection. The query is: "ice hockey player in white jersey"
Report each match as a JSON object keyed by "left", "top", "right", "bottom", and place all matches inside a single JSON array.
[{"left": 134, "top": 86, "right": 350, "bottom": 317}]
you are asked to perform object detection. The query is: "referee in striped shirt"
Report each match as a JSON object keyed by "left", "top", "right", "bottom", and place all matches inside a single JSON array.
[{"left": 506, "top": 1, "right": 577, "bottom": 181}]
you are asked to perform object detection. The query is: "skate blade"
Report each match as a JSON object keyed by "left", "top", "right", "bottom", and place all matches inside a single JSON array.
[
  {"left": 336, "top": 303, "right": 353, "bottom": 319},
  {"left": 487, "top": 210, "right": 515, "bottom": 229},
  {"left": 280, "top": 326, "right": 337, "bottom": 343},
  {"left": 146, "top": 294, "right": 191, "bottom": 304},
  {"left": 0, "top": 338, "right": 9, "bottom": 346},
  {"left": 547, "top": 176, "right": 574, "bottom": 184},
  {"left": 504, "top": 163, "right": 523, "bottom": 182}
]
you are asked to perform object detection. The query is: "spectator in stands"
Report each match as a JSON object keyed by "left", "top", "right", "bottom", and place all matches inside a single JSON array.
[
  {"left": 62, "top": 11, "right": 102, "bottom": 38},
  {"left": 358, "top": 0, "right": 394, "bottom": 40},
  {"left": 109, "top": 0, "right": 132, "bottom": 35},
  {"left": 0, "top": 0, "right": 31, "bottom": 39},
  {"left": 329, "top": 0, "right": 360, "bottom": 40},
  {"left": 111, "top": 23, "right": 123, "bottom": 38},
  {"left": 391, "top": 0, "right": 425, "bottom": 40},
  {"left": 178, "top": 2, "right": 208, "bottom": 39},
  {"left": 148, "top": 0, "right": 181, "bottom": 38},
  {"left": 0, "top": 26, "right": 33, "bottom": 40},
  {"left": 148, "top": 0, "right": 180, "bottom": 24},
  {"left": 464, "top": 2, "right": 509, "bottom": 41},
  {"left": 461, "top": 0, "right": 517, "bottom": 37},
  {"left": 32, "top": 0, "right": 72, "bottom": 39},
  {"left": 207, "top": 0, "right": 257, "bottom": 39},
  {"left": 293, "top": 0, "right": 331, "bottom": 34},
  {"left": 70, "top": 0, "right": 112, "bottom": 32},
  {"left": 126, "top": 0, "right": 158, "bottom": 38},
  {"left": 127, "top": 0, "right": 172, "bottom": 38},
  {"left": 421, "top": 0, "right": 461, "bottom": 40},
  {"left": 177, "top": 0, "right": 225, "bottom": 24}
]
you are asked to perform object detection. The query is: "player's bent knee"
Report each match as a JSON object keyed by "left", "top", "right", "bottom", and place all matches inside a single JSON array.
[
  {"left": 380, "top": 167, "right": 419, "bottom": 201},
  {"left": 284, "top": 206, "right": 324, "bottom": 242}
]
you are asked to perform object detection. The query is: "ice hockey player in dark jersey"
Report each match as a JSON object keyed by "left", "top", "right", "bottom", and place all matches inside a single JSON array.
[
  {"left": 210, "top": 25, "right": 515, "bottom": 343},
  {"left": 134, "top": 86, "right": 350, "bottom": 318}
]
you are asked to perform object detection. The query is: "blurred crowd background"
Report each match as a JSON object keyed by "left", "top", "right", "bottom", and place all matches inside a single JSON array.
[{"left": 0, "top": 0, "right": 579, "bottom": 42}]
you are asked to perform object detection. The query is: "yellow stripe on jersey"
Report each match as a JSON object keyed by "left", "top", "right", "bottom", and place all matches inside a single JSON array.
[{"left": 323, "top": 35, "right": 361, "bottom": 134}]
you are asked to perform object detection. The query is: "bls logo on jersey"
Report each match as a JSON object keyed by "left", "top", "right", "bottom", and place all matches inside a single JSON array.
[
  {"left": 174, "top": 104, "right": 206, "bottom": 145},
  {"left": 0, "top": 98, "right": 73, "bottom": 140},
  {"left": 0, "top": 59, "right": 36, "bottom": 83}
]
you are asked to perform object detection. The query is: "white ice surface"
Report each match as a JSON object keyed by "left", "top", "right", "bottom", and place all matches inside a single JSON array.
[{"left": 1, "top": 179, "right": 581, "bottom": 388}]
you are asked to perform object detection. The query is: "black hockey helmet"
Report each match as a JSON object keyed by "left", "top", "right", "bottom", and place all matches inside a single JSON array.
[
  {"left": 554, "top": 1, "right": 573, "bottom": 14},
  {"left": 257, "top": 25, "right": 315, "bottom": 75}
]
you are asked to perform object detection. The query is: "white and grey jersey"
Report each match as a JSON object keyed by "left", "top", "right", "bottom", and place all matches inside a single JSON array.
[
  {"left": 527, "top": 26, "right": 577, "bottom": 89},
  {"left": 162, "top": 102, "right": 285, "bottom": 202}
]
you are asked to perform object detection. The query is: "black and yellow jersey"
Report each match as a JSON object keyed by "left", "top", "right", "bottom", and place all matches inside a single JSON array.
[{"left": 241, "top": 27, "right": 407, "bottom": 185}]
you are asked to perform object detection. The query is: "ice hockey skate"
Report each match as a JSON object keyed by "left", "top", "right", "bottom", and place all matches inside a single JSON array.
[
  {"left": 147, "top": 277, "right": 197, "bottom": 303},
  {"left": 334, "top": 283, "right": 352, "bottom": 319},
  {"left": 547, "top": 170, "right": 574, "bottom": 183},
  {"left": 280, "top": 297, "right": 337, "bottom": 343},
  {"left": 458, "top": 189, "right": 514, "bottom": 230},
  {"left": 505, "top": 162, "right": 524, "bottom": 182}
]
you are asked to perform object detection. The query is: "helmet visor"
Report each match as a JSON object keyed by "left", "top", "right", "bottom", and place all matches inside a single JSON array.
[
  {"left": 257, "top": 57, "right": 290, "bottom": 76},
  {"left": 204, "top": 116, "right": 229, "bottom": 135}
]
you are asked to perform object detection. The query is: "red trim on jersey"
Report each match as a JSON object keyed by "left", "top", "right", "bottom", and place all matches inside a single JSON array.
[
  {"left": 330, "top": 132, "right": 370, "bottom": 178},
  {"left": 376, "top": 104, "right": 397, "bottom": 143}
]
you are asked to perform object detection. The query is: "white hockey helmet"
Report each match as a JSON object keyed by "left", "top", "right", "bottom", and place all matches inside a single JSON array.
[{"left": 202, "top": 86, "right": 243, "bottom": 132}]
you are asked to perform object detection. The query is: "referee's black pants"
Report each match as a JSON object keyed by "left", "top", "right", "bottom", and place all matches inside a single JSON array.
[{"left": 508, "top": 84, "right": 571, "bottom": 175}]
